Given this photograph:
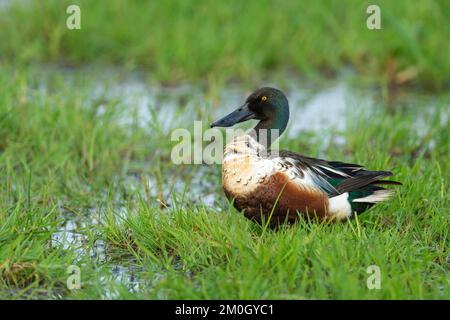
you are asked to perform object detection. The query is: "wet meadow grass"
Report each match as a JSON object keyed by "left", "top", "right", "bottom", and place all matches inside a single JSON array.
[
  {"left": 0, "top": 0, "right": 448, "bottom": 299},
  {"left": 0, "top": 67, "right": 448, "bottom": 299}
]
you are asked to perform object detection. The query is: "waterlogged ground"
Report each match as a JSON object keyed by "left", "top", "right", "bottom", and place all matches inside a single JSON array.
[
  {"left": 47, "top": 68, "right": 367, "bottom": 295},
  {"left": 1, "top": 67, "right": 448, "bottom": 299}
]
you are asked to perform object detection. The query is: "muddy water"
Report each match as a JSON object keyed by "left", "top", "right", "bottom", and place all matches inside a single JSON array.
[{"left": 94, "top": 74, "right": 364, "bottom": 135}]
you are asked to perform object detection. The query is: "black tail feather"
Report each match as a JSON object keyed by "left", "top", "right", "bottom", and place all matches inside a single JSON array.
[
  {"left": 335, "top": 171, "right": 394, "bottom": 194},
  {"left": 371, "top": 180, "right": 403, "bottom": 186}
]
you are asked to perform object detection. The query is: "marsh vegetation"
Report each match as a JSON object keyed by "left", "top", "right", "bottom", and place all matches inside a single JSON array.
[{"left": 0, "top": 0, "right": 448, "bottom": 299}]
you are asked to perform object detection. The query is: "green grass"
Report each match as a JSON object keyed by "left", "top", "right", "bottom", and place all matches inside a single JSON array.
[
  {"left": 0, "top": 66, "right": 448, "bottom": 299},
  {"left": 1, "top": 0, "right": 449, "bottom": 89},
  {"left": 1, "top": 0, "right": 448, "bottom": 301}
]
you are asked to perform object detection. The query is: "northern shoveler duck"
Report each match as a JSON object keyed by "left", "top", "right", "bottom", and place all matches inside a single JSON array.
[{"left": 211, "top": 87, "right": 400, "bottom": 226}]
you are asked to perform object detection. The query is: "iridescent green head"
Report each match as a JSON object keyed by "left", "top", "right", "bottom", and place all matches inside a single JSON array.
[{"left": 211, "top": 87, "right": 290, "bottom": 141}]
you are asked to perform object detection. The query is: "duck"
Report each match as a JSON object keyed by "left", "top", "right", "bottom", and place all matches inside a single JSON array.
[{"left": 211, "top": 87, "right": 400, "bottom": 227}]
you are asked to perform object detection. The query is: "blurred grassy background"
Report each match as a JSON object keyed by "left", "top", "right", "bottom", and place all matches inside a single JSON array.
[{"left": 0, "top": 0, "right": 449, "bottom": 89}]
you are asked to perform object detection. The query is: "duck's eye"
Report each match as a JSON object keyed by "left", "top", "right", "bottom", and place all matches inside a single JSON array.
[
  {"left": 246, "top": 142, "right": 250, "bottom": 148},
  {"left": 261, "top": 96, "right": 268, "bottom": 102}
]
